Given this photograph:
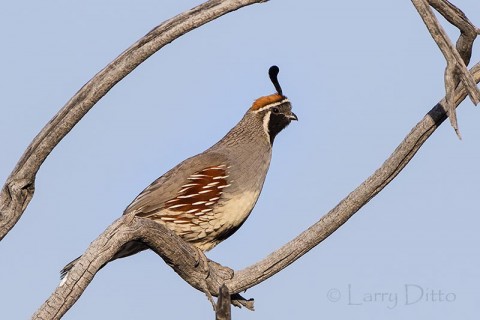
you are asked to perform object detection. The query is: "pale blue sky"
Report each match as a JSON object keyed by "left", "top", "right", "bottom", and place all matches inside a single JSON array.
[{"left": 1, "top": 1, "right": 479, "bottom": 319}]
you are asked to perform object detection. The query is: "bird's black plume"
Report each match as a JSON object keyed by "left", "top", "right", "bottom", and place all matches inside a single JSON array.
[{"left": 269, "top": 65, "right": 282, "bottom": 96}]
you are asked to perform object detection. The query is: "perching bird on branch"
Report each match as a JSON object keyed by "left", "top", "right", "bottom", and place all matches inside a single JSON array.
[{"left": 61, "top": 66, "right": 297, "bottom": 280}]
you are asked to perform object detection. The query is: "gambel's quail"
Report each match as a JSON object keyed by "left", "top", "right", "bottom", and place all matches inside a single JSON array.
[{"left": 61, "top": 66, "right": 297, "bottom": 279}]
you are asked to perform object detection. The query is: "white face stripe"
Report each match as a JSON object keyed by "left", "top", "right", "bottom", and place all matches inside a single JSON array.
[
  {"left": 262, "top": 110, "right": 271, "bottom": 138},
  {"left": 253, "top": 99, "right": 290, "bottom": 113}
]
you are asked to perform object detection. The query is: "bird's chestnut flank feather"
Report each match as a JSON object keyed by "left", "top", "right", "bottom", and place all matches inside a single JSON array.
[{"left": 60, "top": 65, "right": 297, "bottom": 283}]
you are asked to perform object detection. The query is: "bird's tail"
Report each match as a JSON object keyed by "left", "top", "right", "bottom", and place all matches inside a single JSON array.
[
  {"left": 60, "top": 240, "right": 149, "bottom": 281},
  {"left": 60, "top": 257, "right": 80, "bottom": 280}
]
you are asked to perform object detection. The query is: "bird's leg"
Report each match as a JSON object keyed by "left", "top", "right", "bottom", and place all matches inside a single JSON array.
[
  {"left": 192, "top": 247, "right": 237, "bottom": 310},
  {"left": 193, "top": 246, "right": 210, "bottom": 275},
  {"left": 207, "top": 259, "right": 234, "bottom": 280},
  {"left": 191, "top": 247, "right": 216, "bottom": 309}
]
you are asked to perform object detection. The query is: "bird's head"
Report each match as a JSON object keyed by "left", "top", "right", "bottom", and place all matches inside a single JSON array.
[{"left": 248, "top": 66, "right": 297, "bottom": 145}]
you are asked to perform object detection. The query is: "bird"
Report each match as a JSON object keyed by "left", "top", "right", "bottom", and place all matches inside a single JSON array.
[{"left": 60, "top": 65, "right": 297, "bottom": 280}]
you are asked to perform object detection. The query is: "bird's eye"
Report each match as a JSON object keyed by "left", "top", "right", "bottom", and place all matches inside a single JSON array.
[{"left": 272, "top": 107, "right": 280, "bottom": 114}]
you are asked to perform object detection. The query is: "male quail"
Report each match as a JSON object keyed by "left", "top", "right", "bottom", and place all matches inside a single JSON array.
[{"left": 61, "top": 66, "right": 297, "bottom": 279}]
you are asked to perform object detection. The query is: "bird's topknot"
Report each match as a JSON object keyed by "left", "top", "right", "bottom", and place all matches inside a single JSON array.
[
  {"left": 249, "top": 66, "right": 287, "bottom": 111},
  {"left": 269, "top": 65, "right": 282, "bottom": 95}
]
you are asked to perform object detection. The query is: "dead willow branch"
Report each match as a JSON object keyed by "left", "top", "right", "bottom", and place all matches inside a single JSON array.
[
  {"left": 34, "top": 64, "right": 480, "bottom": 319},
  {"left": 33, "top": 213, "right": 252, "bottom": 320},
  {"left": 32, "top": 215, "right": 232, "bottom": 319},
  {"left": 429, "top": 0, "right": 479, "bottom": 65},
  {"left": 0, "top": 0, "right": 267, "bottom": 241},
  {"left": 411, "top": 0, "right": 480, "bottom": 137}
]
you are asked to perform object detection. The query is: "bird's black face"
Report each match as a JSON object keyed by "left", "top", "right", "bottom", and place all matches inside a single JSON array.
[{"left": 266, "top": 102, "right": 297, "bottom": 145}]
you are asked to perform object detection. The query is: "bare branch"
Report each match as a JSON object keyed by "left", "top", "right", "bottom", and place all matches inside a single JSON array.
[
  {"left": 216, "top": 285, "right": 232, "bottom": 320},
  {"left": 32, "top": 215, "right": 223, "bottom": 319},
  {"left": 411, "top": 0, "right": 480, "bottom": 137},
  {"left": 445, "top": 61, "right": 461, "bottom": 138},
  {"left": 0, "top": 0, "right": 267, "bottom": 241},
  {"left": 429, "top": 0, "right": 479, "bottom": 65},
  {"left": 33, "top": 63, "right": 480, "bottom": 318}
]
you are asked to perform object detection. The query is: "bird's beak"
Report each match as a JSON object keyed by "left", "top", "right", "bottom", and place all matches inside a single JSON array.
[{"left": 288, "top": 112, "right": 298, "bottom": 121}]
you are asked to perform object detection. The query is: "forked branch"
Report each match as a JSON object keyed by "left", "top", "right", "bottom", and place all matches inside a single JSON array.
[
  {"left": 429, "top": 0, "right": 479, "bottom": 65},
  {"left": 411, "top": 0, "right": 480, "bottom": 137}
]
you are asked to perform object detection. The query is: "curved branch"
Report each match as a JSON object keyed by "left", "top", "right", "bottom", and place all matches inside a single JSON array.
[
  {"left": 429, "top": 0, "right": 479, "bottom": 65},
  {"left": 34, "top": 64, "right": 480, "bottom": 318},
  {"left": 32, "top": 215, "right": 222, "bottom": 319},
  {"left": 0, "top": 0, "right": 267, "bottom": 241},
  {"left": 33, "top": 214, "right": 244, "bottom": 319}
]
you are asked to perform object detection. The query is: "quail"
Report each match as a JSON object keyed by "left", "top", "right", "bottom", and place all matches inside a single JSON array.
[{"left": 61, "top": 66, "right": 297, "bottom": 279}]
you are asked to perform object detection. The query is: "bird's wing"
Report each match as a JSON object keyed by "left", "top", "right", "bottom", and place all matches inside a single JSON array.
[{"left": 123, "top": 152, "right": 230, "bottom": 218}]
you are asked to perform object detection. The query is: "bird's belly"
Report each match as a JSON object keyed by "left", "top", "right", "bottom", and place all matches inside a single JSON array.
[
  {"left": 188, "top": 189, "right": 260, "bottom": 251},
  {"left": 217, "top": 189, "right": 259, "bottom": 229}
]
